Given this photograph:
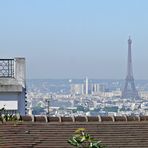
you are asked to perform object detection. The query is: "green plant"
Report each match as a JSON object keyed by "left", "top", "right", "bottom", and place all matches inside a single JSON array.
[
  {"left": 68, "top": 128, "right": 106, "bottom": 148},
  {"left": 0, "top": 107, "right": 5, "bottom": 123},
  {"left": 0, "top": 107, "right": 21, "bottom": 123},
  {"left": 2, "top": 114, "right": 20, "bottom": 122}
]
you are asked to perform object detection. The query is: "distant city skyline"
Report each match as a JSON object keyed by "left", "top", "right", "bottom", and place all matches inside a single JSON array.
[{"left": 0, "top": 0, "right": 148, "bottom": 79}]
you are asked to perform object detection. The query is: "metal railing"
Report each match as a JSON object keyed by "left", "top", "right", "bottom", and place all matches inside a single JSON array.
[{"left": 0, "top": 59, "right": 14, "bottom": 78}]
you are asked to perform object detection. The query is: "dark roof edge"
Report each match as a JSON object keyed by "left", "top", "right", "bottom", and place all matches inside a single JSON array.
[{"left": 18, "top": 115, "right": 148, "bottom": 123}]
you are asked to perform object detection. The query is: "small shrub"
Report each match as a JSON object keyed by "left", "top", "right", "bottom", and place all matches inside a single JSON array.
[
  {"left": 68, "top": 128, "right": 106, "bottom": 148},
  {"left": 0, "top": 108, "right": 21, "bottom": 123}
]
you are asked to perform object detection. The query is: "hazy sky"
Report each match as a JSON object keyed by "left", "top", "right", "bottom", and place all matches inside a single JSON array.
[{"left": 0, "top": 0, "right": 148, "bottom": 79}]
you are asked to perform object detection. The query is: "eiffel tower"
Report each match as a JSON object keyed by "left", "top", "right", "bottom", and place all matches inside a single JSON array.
[{"left": 122, "top": 37, "right": 139, "bottom": 99}]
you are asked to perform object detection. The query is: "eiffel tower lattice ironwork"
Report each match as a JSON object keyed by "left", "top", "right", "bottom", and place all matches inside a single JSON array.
[{"left": 122, "top": 37, "right": 139, "bottom": 99}]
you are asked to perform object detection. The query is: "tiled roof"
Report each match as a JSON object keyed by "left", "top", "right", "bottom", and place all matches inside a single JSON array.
[{"left": 0, "top": 116, "right": 148, "bottom": 147}]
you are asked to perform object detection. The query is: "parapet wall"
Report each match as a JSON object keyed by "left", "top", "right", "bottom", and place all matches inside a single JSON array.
[{"left": 20, "top": 115, "right": 148, "bottom": 123}]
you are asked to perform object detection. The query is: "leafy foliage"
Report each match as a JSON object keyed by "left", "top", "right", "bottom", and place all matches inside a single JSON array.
[
  {"left": 0, "top": 107, "right": 20, "bottom": 123},
  {"left": 32, "top": 105, "right": 45, "bottom": 115},
  {"left": 68, "top": 128, "right": 106, "bottom": 148}
]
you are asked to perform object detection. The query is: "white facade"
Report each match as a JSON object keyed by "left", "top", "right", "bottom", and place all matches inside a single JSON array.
[
  {"left": 91, "top": 84, "right": 105, "bottom": 94},
  {"left": 85, "top": 77, "right": 88, "bottom": 95},
  {"left": 70, "top": 84, "right": 84, "bottom": 95},
  {"left": 0, "top": 58, "right": 26, "bottom": 115}
]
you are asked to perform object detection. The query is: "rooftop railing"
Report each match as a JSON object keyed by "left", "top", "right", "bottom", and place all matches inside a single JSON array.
[{"left": 0, "top": 59, "right": 14, "bottom": 78}]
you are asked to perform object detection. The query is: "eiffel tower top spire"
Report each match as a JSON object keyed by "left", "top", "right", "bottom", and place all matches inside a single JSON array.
[
  {"left": 127, "top": 36, "right": 133, "bottom": 78},
  {"left": 128, "top": 36, "right": 131, "bottom": 43}
]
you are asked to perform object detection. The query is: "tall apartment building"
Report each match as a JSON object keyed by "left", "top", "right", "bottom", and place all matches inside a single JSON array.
[
  {"left": 0, "top": 58, "right": 26, "bottom": 115},
  {"left": 92, "top": 83, "right": 105, "bottom": 94},
  {"left": 84, "top": 77, "right": 88, "bottom": 95},
  {"left": 70, "top": 84, "right": 84, "bottom": 95}
]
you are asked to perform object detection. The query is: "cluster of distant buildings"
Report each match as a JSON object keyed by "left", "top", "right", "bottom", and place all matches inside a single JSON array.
[{"left": 70, "top": 77, "right": 105, "bottom": 95}]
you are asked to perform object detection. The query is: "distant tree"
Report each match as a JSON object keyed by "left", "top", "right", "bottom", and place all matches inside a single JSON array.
[
  {"left": 93, "top": 108, "right": 101, "bottom": 112},
  {"left": 104, "top": 106, "right": 118, "bottom": 112},
  {"left": 76, "top": 105, "right": 89, "bottom": 112},
  {"left": 72, "top": 109, "right": 77, "bottom": 113},
  {"left": 32, "top": 106, "right": 45, "bottom": 115},
  {"left": 77, "top": 105, "right": 85, "bottom": 112}
]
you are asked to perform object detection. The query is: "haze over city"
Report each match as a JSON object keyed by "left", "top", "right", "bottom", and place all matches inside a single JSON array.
[{"left": 0, "top": 0, "right": 148, "bottom": 79}]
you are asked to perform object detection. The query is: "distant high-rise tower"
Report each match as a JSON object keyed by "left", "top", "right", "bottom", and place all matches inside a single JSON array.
[
  {"left": 85, "top": 77, "right": 88, "bottom": 95},
  {"left": 122, "top": 37, "right": 139, "bottom": 99}
]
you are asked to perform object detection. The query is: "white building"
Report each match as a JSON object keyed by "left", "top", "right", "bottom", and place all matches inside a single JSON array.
[
  {"left": 70, "top": 84, "right": 84, "bottom": 95},
  {"left": 0, "top": 58, "right": 26, "bottom": 115},
  {"left": 91, "top": 84, "right": 105, "bottom": 94},
  {"left": 84, "top": 77, "right": 88, "bottom": 95}
]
